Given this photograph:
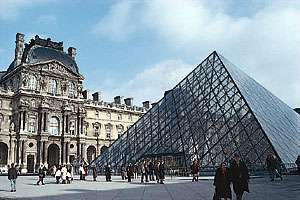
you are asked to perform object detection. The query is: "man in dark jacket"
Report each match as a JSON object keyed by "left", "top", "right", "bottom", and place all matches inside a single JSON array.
[
  {"left": 8, "top": 163, "right": 18, "bottom": 192},
  {"left": 158, "top": 161, "right": 165, "bottom": 184},
  {"left": 37, "top": 165, "right": 45, "bottom": 185},
  {"left": 126, "top": 163, "right": 134, "bottom": 182},
  {"left": 230, "top": 154, "right": 249, "bottom": 200}
]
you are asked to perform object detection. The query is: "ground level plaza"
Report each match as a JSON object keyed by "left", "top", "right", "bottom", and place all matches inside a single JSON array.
[{"left": 0, "top": 175, "right": 299, "bottom": 200}]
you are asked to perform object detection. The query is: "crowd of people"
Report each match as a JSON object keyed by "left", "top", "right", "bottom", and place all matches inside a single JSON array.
[
  {"left": 5, "top": 153, "right": 300, "bottom": 197},
  {"left": 103, "top": 160, "right": 166, "bottom": 184}
]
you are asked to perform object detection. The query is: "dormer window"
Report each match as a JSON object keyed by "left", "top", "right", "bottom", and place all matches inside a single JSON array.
[
  {"left": 50, "top": 79, "right": 57, "bottom": 95},
  {"left": 28, "top": 76, "right": 37, "bottom": 90}
]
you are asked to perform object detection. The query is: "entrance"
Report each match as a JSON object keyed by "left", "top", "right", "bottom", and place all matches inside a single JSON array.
[
  {"left": 87, "top": 145, "right": 96, "bottom": 164},
  {"left": 27, "top": 155, "right": 34, "bottom": 173},
  {"left": 47, "top": 144, "right": 60, "bottom": 168},
  {"left": 0, "top": 142, "right": 8, "bottom": 167}
]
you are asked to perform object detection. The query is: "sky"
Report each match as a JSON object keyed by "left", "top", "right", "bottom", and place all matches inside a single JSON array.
[{"left": 0, "top": 0, "right": 299, "bottom": 108}]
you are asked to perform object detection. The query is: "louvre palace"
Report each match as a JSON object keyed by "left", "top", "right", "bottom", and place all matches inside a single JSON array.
[{"left": 0, "top": 33, "right": 149, "bottom": 173}]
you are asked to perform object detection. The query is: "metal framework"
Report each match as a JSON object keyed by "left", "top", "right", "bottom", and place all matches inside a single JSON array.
[{"left": 91, "top": 51, "right": 300, "bottom": 172}]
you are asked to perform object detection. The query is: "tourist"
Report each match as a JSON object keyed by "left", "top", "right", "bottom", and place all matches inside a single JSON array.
[
  {"left": 79, "top": 164, "right": 85, "bottom": 180},
  {"left": 8, "top": 163, "right": 17, "bottom": 192},
  {"left": 55, "top": 167, "right": 61, "bottom": 184},
  {"left": 66, "top": 170, "right": 72, "bottom": 184},
  {"left": 105, "top": 164, "right": 112, "bottom": 182},
  {"left": 52, "top": 165, "right": 57, "bottom": 177},
  {"left": 296, "top": 155, "right": 300, "bottom": 175},
  {"left": 158, "top": 161, "right": 165, "bottom": 184},
  {"left": 191, "top": 159, "right": 200, "bottom": 182},
  {"left": 121, "top": 164, "right": 126, "bottom": 180},
  {"left": 92, "top": 166, "right": 97, "bottom": 181},
  {"left": 126, "top": 163, "right": 134, "bottom": 182},
  {"left": 154, "top": 160, "right": 159, "bottom": 183},
  {"left": 61, "top": 165, "right": 67, "bottom": 184},
  {"left": 133, "top": 163, "right": 138, "bottom": 179},
  {"left": 37, "top": 165, "right": 45, "bottom": 185},
  {"left": 266, "top": 154, "right": 275, "bottom": 181},
  {"left": 148, "top": 161, "right": 155, "bottom": 181},
  {"left": 213, "top": 162, "right": 232, "bottom": 200},
  {"left": 141, "top": 161, "right": 147, "bottom": 183},
  {"left": 274, "top": 155, "right": 283, "bottom": 181},
  {"left": 229, "top": 154, "right": 249, "bottom": 200}
]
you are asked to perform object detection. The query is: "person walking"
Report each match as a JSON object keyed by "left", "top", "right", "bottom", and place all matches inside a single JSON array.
[
  {"left": 158, "top": 161, "right": 165, "bottom": 184},
  {"left": 154, "top": 160, "right": 159, "bottom": 183},
  {"left": 266, "top": 154, "right": 275, "bottom": 181},
  {"left": 61, "top": 165, "right": 67, "bottom": 184},
  {"left": 230, "top": 154, "right": 249, "bottom": 200},
  {"left": 141, "top": 161, "right": 147, "bottom": 183},
  {"left": 126, "top": 163, "right": 134, "bottom": 182},
  {"left": 213, "top": 162, "right": 232, "bottom": 200},
  {"left": 37, "top": 165, "right": 45, "bottom": 185},
  {"left": 121, "top": 164, "right": 126, "bottom": 180},
  {"left": 191, "top": 159, "right": 200, "bottom": 182},
  {"left": 92, "top": 166, "right": 97, "bottom": 181},
  {"left": 79, "top": 164, "right": 84, "bottom": 180},
  {"left": 55, "top": 167, "right": 61, "bottom": 184},
  {"left": 296, "top": 155, "right": 300, "bottom": 175},
  {"left": 8, "top": 163, "right": 17, "bottom": 192},
  {"left": 105, "top": 164, "right": 112, "bottom": 182},
  {"left": 148, "top": 161, "right": 155, "bottom": 181}
]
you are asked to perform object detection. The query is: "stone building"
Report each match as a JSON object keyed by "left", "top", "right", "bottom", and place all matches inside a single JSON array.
[{"left": 0, "top": 33, "right": 149, "bottom": 173}]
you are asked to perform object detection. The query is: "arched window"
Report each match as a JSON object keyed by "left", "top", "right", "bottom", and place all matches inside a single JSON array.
[
  {"left": 68, "top": 82, "right": 75, "bottom": 97},
  {"left": 28, "top": 76, "right": 37, "bottom": 90},
  {"left": 49, "top": 117, "right": 59, "bottom": 135},
  {"left": 50, "top": 79, "right": 57, "bottom": 95}
]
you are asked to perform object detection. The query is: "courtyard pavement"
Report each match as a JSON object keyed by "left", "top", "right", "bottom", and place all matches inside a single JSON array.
[{"left": 0, "top": 175, "right": 299, "bottom": 200}]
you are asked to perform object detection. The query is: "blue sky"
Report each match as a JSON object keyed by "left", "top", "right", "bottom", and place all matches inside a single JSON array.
[{"left": 0, "top": 0, "right": 299, "bottom": 107}]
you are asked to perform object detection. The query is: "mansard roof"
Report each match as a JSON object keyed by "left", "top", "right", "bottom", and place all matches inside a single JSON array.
[{"left": 7, "top": 35, "right": 79, "bottom": 75}]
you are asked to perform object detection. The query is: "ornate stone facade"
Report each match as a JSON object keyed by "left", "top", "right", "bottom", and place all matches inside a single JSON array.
[{"left": 0, "top": 33, "right": 148, "bottom": 173}]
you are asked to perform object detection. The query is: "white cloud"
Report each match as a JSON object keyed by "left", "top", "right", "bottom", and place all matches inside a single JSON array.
[
  {"left": 93, "top": 0, "right": 300, "bottom": 107},
  {"left": 0, "top": 0, "right": 54, "bottom": 20},
  {"left": 92, "top": 1, "right": 136, "bottom": 41},
  {"left": 109, "top": 60, "right": 194, "bottom": 105}
]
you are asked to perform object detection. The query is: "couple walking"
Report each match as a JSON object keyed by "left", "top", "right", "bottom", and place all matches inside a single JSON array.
[{"left": 213, "top": 154, "right": 249, "bottom": 200}]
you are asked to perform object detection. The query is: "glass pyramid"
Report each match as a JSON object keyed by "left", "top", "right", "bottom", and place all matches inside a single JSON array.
[{"left": 92, "top": 51, "right": 300, "bottom": 172}]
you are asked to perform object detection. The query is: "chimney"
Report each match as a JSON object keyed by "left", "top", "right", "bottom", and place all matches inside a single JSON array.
[
  {"left": 92, "top": 92, "right": 102, "bottom": 101},
  {"left": 68, "top": 47, "right": 76, "bottom": 59},
  {"left": 151, "top": 102, "right": 158, "bottom": 107},
  {"left": 124, "top": 98, "right": 133, "bottom": 106},
  {"left": 114, "top": 96, "right": 123, "bottom": 104},
  {"left": 82, "top": 90, "right": 89, "bottom": 99},
  {"left": 164, "top": 90, "right": 172, "bottom": 96},
  {"left": 142, "top": 101, "right": 150, "bottom": 109},
  {"left": 15, "top": 33, "right": 25, "bottom": 66}
]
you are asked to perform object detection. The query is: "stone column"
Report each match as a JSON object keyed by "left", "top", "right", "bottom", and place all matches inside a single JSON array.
[
  {"left": 39, "top": 140, "right": 44, "bottom": 165},
  {"left": 44, "top": 142, "right": 48, "bottom": 165},
  {"left": 77, "top": 142, "right": 81, "bottom": 159},
  {"left": 80, "top": 117, "right": 84, "bottom": 135},
  {"left": 81, "top": 143, "right": 86, "bottom": 161},
  {"left": 66, "top": 142, "right": 69, "bottom": 164},
  {"left": 62, "top": 141, "right": 66, "bottom": 164},
  {"left": 42, "top": 141, "right": 46, "bottom": 164}
]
